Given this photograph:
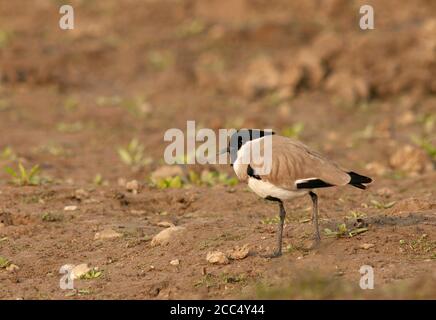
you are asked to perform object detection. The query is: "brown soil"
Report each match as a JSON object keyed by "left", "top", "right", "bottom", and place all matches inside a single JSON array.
[{"left": 0, "top": 0, "right": 435, "bottom": 299}]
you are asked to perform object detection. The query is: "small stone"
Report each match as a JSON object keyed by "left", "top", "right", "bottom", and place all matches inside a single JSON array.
[
  {"left": 170, "top": 259, "right": 180, "bottom": 266},
  {"left": 6, "top": 264, "right": 19, "bottom": 272},
  {"left": 126, "top": 180, "right": 140, "bottom": 194},
  {"left": 157, "top": 221, "right": 175, "bottom": 228},
  {"left": 94, "top": 228, "right": 122, "bottom": 240},
  {"left": 151, "top": 226, "right": 186, "bottom": 247},
  {"left": 360, "top": 243, "right": 375, "bottom": 250},
  {"left": 74, "top": 189, "right": 89, "bottom": 200},
  {"left": 227, "top": 244, "right": 250, "bottom": 260},
  {"left": 206, "top": 251, "right": 229, "bottom": 265},
  {"left": 71, "top": 263, "right": 91, "bottom": 279},
  {"left": 64, "top": 205, "right": 78, "bottom": 211}
]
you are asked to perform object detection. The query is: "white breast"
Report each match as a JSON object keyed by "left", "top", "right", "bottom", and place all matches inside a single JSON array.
[{"left": 247, "top": 178, "right": 307, "bottom": 201}]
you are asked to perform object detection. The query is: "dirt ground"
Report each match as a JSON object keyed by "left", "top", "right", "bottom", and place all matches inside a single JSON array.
[{"left": 0, "top": 0, "right": 435, "bottom": 299}]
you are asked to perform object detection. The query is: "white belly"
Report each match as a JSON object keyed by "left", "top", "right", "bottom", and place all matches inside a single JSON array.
[{"left": 247, "top": 177, "right": 307, "bottom": 201}]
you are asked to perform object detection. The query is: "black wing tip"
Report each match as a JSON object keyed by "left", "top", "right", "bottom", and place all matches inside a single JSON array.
[
  {"left": 348, "top": 171, "right": 372, "bottom": 190},
  {"left": 348, "top": 171, "right": 373, "bottom": 184}
]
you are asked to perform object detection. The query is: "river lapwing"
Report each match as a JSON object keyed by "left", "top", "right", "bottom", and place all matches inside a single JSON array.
[{"left": 220, "top": 129, "right": 372, "bottom": 257}]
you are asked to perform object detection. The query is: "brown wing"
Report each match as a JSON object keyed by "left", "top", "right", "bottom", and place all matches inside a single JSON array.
[{"left": 250, "top": 135, "right": 351, "bottom": 190}]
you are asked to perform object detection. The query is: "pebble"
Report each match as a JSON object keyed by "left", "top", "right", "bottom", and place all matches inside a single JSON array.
[
  {"left": 94, "top": 228, "right": 122, "bottom": 240},
  {"left": 151, "top": 226, "right": 186, "bottom": 247},
  {"left": 170, "top": 259, "right": 180, "bottom": 266},
  {"left": 206, "top": 251, "right": 229, "bottom": 265},
  {"left": 64, "top": 206, "right": 78, "bottom": 211}
]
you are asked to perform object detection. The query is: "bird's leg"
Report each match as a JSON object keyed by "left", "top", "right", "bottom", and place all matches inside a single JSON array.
[
  {"left": 309, "top": 191, "right": 321, "bottom": 247},
  {"left": 272, "top": 201, "right": 286, "bottom": 257}
]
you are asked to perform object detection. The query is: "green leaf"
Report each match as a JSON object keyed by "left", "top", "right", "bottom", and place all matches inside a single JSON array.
[{"left": 4, "top": 166, "right": 17, "bottom": 178}]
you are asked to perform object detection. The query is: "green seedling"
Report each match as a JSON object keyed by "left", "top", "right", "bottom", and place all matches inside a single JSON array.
[
  {"left": 41, "top": 212, "right": 62, "bottom": 222},
  {"left": 177, "top": 19, "right": 205, "bottom": 37},
  {"left": 412, "top": 136, "right": 436, "bottom": 160},
  {"left": 324, "top": 223, "right": 368, "bottom": 238},
  {"left": 346, "top": 211, "right": 366, "bottom": 220},
  {"left": 56, "top": 121, "right": 85, "bottom": 133},
  {"left": 281, "top": 123, "right": 305, "bottom": 139},
  {"left": 261, "top": 215, "right": 290, "bottom": 225},
  {"left": 1, "top": 146, "right": 17, "bottom": 161},
  {"left": 4, "top": 163, "right": 41, "bottom": 186},
  {"left": 148, "top": 50, "right": 174, "bottom": 71},
  {"left": 81, "top": 268, "right": 103, "bottom": 280},
  {"left": 370, "top": 199, "right": 396, "bottom": 209},
  {"left": 154, "top": 175, "right": 183, "bottom": 189},
  {"left": 0, "top": 256, "right": 10, "bottom": 268},
  {"left": 118, "top": 138, "right": 151, "bottom": 168}
]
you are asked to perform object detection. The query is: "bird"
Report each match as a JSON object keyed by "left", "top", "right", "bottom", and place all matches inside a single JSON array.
[{"left": 220, "top": 129, "right": 372, "bottom": 257}]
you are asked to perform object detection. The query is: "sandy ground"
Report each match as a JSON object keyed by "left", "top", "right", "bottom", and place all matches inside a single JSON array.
[{"left": 0, "top": 0, "right": 435, "bottom": 299}]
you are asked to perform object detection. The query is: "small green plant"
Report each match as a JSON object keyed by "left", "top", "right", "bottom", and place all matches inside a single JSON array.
[
  {"left": 261, "top": 215, "right": 290, "bottom": 225},
  {"left": 81, "top": 268, "right": 103, "bottom": 280},
  {"left": 0, "top": 256, "right": 10, "bottom": 268},
  {"left": 117, "top": 139, "right": 151, "bottom": 168},
  {"left": 41, "top": 212, "right": 62, "bottom": 222},
  {"left": 191, "top": 170, "right": 238, "bottom": 186},
  {"left": 324, "top": 223, "right": 368, "bottom": 238},
  {"left": 93, "top": 173, "right": 107, "bottom": 186},
  {"left": 281, "top": 123, "right": 305, "bottom": 139},
  {"left": 346, "top": 211, "right": 366, "bottom": 220},
  {"left": 4, "top": 163, "right": 41, "bottom": 186},
  {"left": 154, "top": 175, "right": 184, "bottom": 189},
  {"left": 412, "top": 136, "right": 436, "bottom": 160},
  {"left": 56, "top": 121, "right": 85, "bottom": 133},
  {"left": 63, "top": 96, "right": 79, "bottom": 112},
  {"left": 401, "top": 234, "right": 435, "bottom": 257},
  {"left": 177, "top": 19, "right": 205, "bottom": 38},
  {"left": 147, "top": 50, "right": 174, "bottom": 71},
  {"left": 1, "top": 146, "right": 17, "bottom": 161},
  {"left": 0, "top": 30, "right": 12, "bottom": 49},
  {"left": 370, "top": 199, "right": 396, "bottom": 209}
]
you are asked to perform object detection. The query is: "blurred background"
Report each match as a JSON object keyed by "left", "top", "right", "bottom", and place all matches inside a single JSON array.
[
  {"left": 0, "top": 0, "right": 435, "bottom": 299},
  {"left": 0, "top": 0, "right": 434, "bottom": 182}
]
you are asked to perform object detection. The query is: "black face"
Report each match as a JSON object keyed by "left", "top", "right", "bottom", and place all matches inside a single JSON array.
[{"left": 226, "top": 129, "right": 275, "bottom": 165}]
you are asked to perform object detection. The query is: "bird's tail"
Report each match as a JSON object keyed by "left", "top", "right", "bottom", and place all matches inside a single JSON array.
[{"left": 347, "top": 171, "right": 373, "bottom": 190}]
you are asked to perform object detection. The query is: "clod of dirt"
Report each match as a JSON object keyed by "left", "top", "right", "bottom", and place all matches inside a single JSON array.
[
  {"left": 389, "top": 145, "right": 433, "bottom": 176},
  {"left": 6, "top": 264, "right": 20, "bottom": 272},
  {"left": 359, "top": 243, "right": 375, "bottom": 250},
  {"left": 64, "top": 205, "right": 78, "bottom": 211},
  {"left": 387, "top": 197, "right": 435, "bottom": 215},
  {"left": 157, "top": 221, "right": 175, "bottom": 228},
  {"left": 94, "top": 228, "right": 123, "bottom": 240},
  {"left": 151, "top": 226, "right": 186, "bottom": 247},
  {"left": 227, "top": 244, "right": 250, "bottom": 260},
  {"left": 71, "top": 264, "right": 91, "bottom": 279},
  {"left": 126, "top": 180, "right": 140, "bottom": 194},
  {"left": 151, "top": 166, "right": 184, "bottom": 181},
  {"left": 325, "top": 70, "right": 369, "bottom": 105},
  {"left": 170, "top": 259, "right": 180, "bottom": 266},
  {"left": 206, "top": 251, "right": 229, "bottom": 265},
  {"left": 376, "top": 187, "right": 394, "bottom": 198},
  {"left": 241, "top": 57, "right": 280, "bottom": 98},
  {"left": 73, "top": 189, "right": 90, "bottom": 201},
  {"left": 365, "top": 162, "right": 389, "bottom": 176}
]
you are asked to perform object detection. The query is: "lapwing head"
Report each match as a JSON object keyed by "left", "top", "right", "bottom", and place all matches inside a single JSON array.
[{"left": 218, "top": 129, "right": 275, "bottom": 165}]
